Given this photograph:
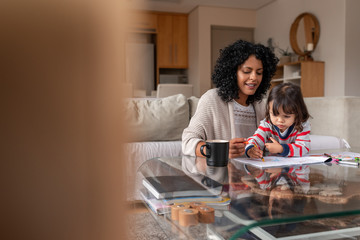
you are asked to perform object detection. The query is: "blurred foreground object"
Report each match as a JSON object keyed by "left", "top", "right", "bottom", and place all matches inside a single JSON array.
[{"left": 0, "top": 0, "right": 130, "bottom": 239}]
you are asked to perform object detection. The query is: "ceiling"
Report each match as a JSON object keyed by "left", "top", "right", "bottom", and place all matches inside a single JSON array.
[{"left": 130, "top": 0, "right": 276, "bottom": 13}]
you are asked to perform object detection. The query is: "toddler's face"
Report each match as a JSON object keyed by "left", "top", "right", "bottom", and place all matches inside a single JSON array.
[{"left": 269, "top": 101, "right": 295, "bottom": 132}]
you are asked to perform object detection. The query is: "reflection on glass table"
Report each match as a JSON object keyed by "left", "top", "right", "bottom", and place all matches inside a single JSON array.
[{"left": 137, "top": 148, "right": 360, "bottom": 239}]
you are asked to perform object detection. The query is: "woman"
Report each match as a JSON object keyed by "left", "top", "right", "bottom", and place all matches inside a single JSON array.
[{"left": 182, "top": 39, "right": 278, "bottom": 158}]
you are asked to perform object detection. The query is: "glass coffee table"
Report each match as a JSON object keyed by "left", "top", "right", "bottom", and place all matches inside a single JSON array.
[{"left": 137, "top": 149, "right": 360, "bottom": 239}]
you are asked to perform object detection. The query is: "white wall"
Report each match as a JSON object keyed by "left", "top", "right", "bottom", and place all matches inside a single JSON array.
[
  {"left": 256, "top": 0, "right": 349, "bottom": 97},
  {"left": 188, "top": 8, "right": 200, "bottom": 97},
  {"left": 188, "top": 6, "right": 256, "bottom": 97},
  {"left": 345, "top": 0, "right": 360, "bottom": 96},
  {"left": 189, "top": 0, "right": 360, "bottom": 97}
]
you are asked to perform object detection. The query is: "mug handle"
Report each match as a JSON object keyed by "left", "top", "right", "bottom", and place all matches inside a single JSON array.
[{"left": 200, "top": 144, "right": 210, "bottom": 158}]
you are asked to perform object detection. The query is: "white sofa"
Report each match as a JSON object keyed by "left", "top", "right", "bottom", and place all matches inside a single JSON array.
[
  {"left": 156, "top": 83, "right": 193, "bottom": 98},
  {"left": 124, "top": 94, "right": 350, "bottom": 201},
  {"left": 304, "top": 96, "right": 360, "bottom": 149}
]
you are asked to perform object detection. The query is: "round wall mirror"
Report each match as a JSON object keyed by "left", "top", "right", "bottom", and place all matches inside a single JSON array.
[{"left": 290, "top": 12, "right": 320, "bottom": 59}]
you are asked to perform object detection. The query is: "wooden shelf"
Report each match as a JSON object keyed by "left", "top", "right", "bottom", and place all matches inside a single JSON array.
[
  {"left": 129, "top": 11, "right": 158, "bottom": 33},
  {"left": 271, "top": 61, "right": 324, "bottom": 97}
]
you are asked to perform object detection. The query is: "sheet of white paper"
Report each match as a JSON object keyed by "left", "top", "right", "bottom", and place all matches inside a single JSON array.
[{"left": 232, "top": 155, "right": 330, "bottom": 169}]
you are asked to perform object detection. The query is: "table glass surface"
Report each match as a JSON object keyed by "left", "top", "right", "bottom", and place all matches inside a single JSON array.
[{"left": 137, "top": 148, "right": 360, "bottom": 239}]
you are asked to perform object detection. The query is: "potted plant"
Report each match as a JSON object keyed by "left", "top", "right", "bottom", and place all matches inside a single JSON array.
[{"left": 277, "top": 47, "right": 292, "bottom": 64}]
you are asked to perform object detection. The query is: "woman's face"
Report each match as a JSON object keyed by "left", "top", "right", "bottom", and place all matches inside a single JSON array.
[{"left": 236, "top": 55, "right": 263, "bottom": 104}]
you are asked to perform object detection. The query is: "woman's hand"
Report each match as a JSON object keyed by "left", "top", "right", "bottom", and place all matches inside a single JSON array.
[
  {"left": 247, "top": 146, "right": 263, "bottom": 159},
  {"left": 229, "top": 138, "right": 247, "bottom": 159},
  {"left": 265, "top": 137, "right": 283, "bottom": 154}
]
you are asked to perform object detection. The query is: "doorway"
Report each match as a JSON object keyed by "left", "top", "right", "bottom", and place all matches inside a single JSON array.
[{"left": 211, "top": 26, "right": 254, "bottom": 88}]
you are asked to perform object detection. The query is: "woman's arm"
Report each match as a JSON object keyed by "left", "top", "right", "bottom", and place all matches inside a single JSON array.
[
  {"left": 182, "top": 91, "right": 215, "bottom": 156},
  {"left": 182, "top": 89, "right": 232, "bottom": 156}
]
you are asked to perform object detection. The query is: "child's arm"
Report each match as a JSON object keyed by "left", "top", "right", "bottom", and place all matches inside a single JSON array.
[
  {"left": 288, "top": 166, "right": 310, "bottom": 193},
  {"left": 288, "top": 122, "right": 311, "bottom": 156},
  {"left": 266, "top": 122, "right": 311, "bottom": 157},
  {"left": 244, "top": 165, "right": 272, "bottom": 190},
  {"left": 245, "top": 120, "right": 270, "bottom": 158},
  {"left": 265, "top": 137, "right": 284, "bottom": 154}
]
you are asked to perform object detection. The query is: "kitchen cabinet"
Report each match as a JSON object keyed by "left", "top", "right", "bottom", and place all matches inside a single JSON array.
[
  {"left": 157, "top": 13, "right": 188, "bottom": 69},
  {"left": 130, "top": 11, "right": 157, "bottom": 33},
  {"left": 271, "top": 61, "right": 324, "bottom": 97}
]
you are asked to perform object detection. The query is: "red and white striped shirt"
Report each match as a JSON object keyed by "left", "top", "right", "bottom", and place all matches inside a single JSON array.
[
  {"left": 245, "top": 165, "right": 310, "bottom": 193},
  {"left": 245, "top": 119, "right": 311, "bottom": 157}
]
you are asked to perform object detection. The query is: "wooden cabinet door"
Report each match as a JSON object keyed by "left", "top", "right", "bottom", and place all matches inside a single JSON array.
[
  {"left": 157, "top": 14, "right": 173, "bottom": 68},
  {"left": 130, "top": 11, "right": 157, "bottom": 33},
  {"left": 301, "top": 62, "right": 324, "bottom": 97},
  {"left": 157, "top": 14, "right": 188, "bottom": 68},
  {"left": 172, "top": 15, "right": 188, "bottom": 68}
]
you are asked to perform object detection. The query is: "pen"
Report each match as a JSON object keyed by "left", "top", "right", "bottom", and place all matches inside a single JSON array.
[
  {"left": 323, "top": 153, "right": 360, "bottom": 166},
  {"left": 339, "top": 161, "right": 359, "bottom": 166}
]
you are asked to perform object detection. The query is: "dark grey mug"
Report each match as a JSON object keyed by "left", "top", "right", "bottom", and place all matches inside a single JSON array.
[{"left": 200, "top": 140, "right": 229, "bottom": 167}]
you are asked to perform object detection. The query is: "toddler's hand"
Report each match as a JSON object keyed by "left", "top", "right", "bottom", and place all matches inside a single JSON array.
[
  {"left": 265, "top": 137, "right": 284, "bottom": 154},
  {"left": 265, "top": 168, "right": 282, "bottom": 178},
  {"left": 248, "top": 146, "right": 263, "bottom": 159}
]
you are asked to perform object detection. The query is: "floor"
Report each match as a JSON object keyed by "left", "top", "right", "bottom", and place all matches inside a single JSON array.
[
  {"left": 126, "top": 201, "right": 170, "bottom": 240},
  {"left": 127, "top": 201, "right": 149, "bottom": 214}
]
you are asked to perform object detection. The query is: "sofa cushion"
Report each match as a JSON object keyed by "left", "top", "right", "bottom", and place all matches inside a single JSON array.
[
  {"left": 309, "top": 135, "right": 350, "bottom": 150},
  {"left": 188, "top": 96, "right": 200, "bottom": 119},
  {"left": 125, "top": 141, "right": 182, "bottom": 200},
  {"left": 124, "top": 94, "right": 189, "bottom": 141},
  {"left": 304, "top": 96, "right": 360, "bottom": 148}
]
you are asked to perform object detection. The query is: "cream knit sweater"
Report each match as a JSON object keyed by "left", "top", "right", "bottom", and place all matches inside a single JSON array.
[{"left": 182, "top": 88, "right": 266, "bottom": 156}]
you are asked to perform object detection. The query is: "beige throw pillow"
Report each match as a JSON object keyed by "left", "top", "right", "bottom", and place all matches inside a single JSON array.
[
  {"left": 124, "top": 94, "right": 189, "bottom": 141},
  {"left": 188, "top": 96, "right": 199, "bottom": 119}
]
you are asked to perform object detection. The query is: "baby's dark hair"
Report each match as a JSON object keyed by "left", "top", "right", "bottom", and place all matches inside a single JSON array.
[
  {"left": 266, "top": 83, "right": 310, "bottom": 131},
  {"left": 212, "top": 39, "right": 278, "bottom": 104}
]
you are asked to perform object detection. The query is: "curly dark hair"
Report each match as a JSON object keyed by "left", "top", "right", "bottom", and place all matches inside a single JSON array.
[{"left": 212, "top": 39, "right": 278, "bottom": 104}]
